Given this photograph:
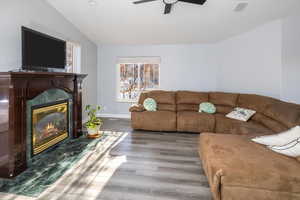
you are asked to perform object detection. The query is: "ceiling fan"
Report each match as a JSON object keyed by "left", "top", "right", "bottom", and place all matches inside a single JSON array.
[{"left": 133, "top": 0, "right": 207, "bottom": 15}]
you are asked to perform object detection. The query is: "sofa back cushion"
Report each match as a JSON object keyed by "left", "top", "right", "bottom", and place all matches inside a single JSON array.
[
  {"left": 251, "top": 113, "right": 288, "bottom": 133},
  {"left": 237, "top": 93, "right": 300, "bottom": 130},
  {"left": 176, "top": 91, "right": 208, "bottom": 112},
  {"left": 177, "top": 91, "right": 208, "bottom": 104},
  {"left": 138, "top": 90, "right": 176, "bottom": 112},
  {"left": 237, "top": 94, "right": 278, "bottom": 113},
  {"left": 209, "top": 92, "right": 239, "bottom": 107},
  {"left": 264, "top": 101, "right": 300, "bottom": 128}
]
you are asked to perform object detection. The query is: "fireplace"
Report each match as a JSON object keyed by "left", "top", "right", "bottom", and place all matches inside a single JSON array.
[
  {"left": 31, "top": 100, "right": 69, "bottom": 156},
  {"left": 0, "top": 72, "right": 87, "bottom": 178}
]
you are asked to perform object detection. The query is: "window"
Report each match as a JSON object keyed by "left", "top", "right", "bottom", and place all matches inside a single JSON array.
[
  {"left": 66, "top": 42, "right": 81, "bottom": 73},
  {"left": 117, "top": 57, "right": 160, "bottom": 102},
  {"left": 66, "top": 42, "right": 74, "bottom": 68}
]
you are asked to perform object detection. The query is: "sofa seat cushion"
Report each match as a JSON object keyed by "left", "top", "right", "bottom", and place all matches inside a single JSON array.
[
  {"left": 199, "top": 133, "right": 300, "bottom": 200},
  {"left": 131, "top": 111, "right": 176, "bottom": 132},
  {"left": 177, "top": 111, "right": 215, "bottom": 133},
  {"left": 215, "top": 114, "right": 273, "bottom": 135}
]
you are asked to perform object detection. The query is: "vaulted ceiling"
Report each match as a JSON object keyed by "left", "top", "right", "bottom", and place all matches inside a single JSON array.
[{"left": 46, "top": 0, "right": 300, "bottom": 44}]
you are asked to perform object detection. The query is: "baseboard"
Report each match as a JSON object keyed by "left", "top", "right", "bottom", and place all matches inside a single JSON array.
[{"left": 97, "top": 113, "right": 131, "bottom": 119}]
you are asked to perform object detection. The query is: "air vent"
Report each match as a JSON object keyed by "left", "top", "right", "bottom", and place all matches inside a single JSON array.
[{"left": 234, "top": 2, "right": 248, "bottom": 12}]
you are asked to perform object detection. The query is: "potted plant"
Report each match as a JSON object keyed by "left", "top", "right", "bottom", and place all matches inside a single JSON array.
[{"left": 85, "top": 105, "right": 102, "bottom": 137}]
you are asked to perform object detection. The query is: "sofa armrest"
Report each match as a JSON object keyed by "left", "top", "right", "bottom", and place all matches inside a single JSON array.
[{"left": 129, "top": 104, "right": 145, "bottom": 112}]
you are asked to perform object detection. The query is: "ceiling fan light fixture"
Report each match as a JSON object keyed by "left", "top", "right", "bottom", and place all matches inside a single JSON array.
[
  {"left": 163, "top": 0, "right": 179, "bottom": 5},
  {"left": 133, "top": 0, "right": 207, "bottom": 14}
]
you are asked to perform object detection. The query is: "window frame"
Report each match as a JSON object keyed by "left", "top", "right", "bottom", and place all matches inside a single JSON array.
[
  {"left": 66, "top": 41, "right": 81, "bottom": 73},
  {"left": 116, "top": 62, "right": 161, "bottom": 103}
]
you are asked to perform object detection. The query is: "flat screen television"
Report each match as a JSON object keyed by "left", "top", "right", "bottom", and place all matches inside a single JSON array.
[{"left": 22, "top": 27, "right": 66, "bottom": 71}]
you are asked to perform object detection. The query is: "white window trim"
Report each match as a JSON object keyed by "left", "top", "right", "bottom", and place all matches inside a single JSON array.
[
  {"left": 66, "top": 42, "right": 81, "bottom": 73},
  {"left": 73, "top": 44, "right": 81, "bottom": 73},
  {"left": 116, "top": 61, "right": 161, "bottom": 103}
]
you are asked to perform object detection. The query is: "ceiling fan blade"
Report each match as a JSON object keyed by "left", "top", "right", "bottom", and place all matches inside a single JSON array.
[
  {"left": 164, "top": 3, "right": 172, "bottom": 14},
  {"left": 133, "top": 0, "right": 158, "bottom": 4},
  {"left": 179, "top": 0, "right": 207, "bottom": 5}
]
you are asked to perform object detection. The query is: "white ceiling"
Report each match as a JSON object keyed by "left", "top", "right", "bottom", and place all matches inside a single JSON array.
[{"left": 46, "top": 0, "right": 300, "bottom": 45}]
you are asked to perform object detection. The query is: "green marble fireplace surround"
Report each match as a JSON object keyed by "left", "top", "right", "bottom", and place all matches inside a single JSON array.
[{"left": 26, "top": 89, "right": 73, "bottom": 166}]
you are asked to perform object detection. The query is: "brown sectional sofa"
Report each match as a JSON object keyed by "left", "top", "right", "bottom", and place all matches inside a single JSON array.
[
  {"left": 130, "top": 90, "right": 300, "bottom": 200},
  {"left": 130, "top": 90, "right": 297, "bottom": 134},
  {"left": 199, "top": 133, "right": 300, "bottom": 200}
]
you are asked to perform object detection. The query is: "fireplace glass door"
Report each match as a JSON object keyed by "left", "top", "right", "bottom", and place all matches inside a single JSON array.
[{"left": 32, "top": 101, "right": 69, "bottom": 156}]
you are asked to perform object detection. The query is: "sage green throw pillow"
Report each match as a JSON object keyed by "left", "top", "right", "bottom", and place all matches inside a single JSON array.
[
  {"left": 143, "top": 98, "right": 157, "bottom": 111},
  {"left": 199, "top": 102, "right": 216, "bottom": 114}
]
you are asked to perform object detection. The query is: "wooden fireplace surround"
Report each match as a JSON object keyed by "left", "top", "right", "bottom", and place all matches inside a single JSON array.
[{"left": 0, "top": 72, "right": 87, "bottom": 178}]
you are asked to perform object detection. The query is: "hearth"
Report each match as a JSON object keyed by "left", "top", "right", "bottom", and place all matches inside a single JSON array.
[{"left": 31, "top": 100, "right": 69, "bottom": 156}]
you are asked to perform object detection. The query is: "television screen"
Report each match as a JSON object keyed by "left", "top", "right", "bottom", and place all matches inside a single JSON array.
[{"left": 22, "top": 27, "right": 66, "bottom": 70}]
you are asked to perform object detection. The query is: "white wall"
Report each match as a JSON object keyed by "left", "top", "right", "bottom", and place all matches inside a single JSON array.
[
  {"left": 216, "top": 20, "right": 283, "bottom": 99},
  {"left": 281, "top": 14, "right": 300, "bottom": 104},
  {"left": 97, "top": 18, "right": 300, "bottom": 116},
  {"left": 0, "top": 0, "right": 98, "bottom": 118},
  {"left": 98, "top": 44, "right": 218, "bottom": 116}
]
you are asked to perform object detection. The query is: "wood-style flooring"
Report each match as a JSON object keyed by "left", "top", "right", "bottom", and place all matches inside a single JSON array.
[{"left": 0, "top": 118, "right": 212, "bottom": 200}]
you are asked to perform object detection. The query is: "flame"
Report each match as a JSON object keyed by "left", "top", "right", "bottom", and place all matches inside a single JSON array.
[{"left": 46, "top": 123, "right": 55, "bottom": 131}]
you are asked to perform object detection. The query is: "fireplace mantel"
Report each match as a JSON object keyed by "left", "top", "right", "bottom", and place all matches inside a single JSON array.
[{"left": 0, "top": 72, "right": 87, "bottom": 178}]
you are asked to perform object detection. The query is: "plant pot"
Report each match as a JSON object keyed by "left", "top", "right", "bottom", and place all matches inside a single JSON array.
[{"left": 87, "top": 125, "right": 101, "bottom": 136}]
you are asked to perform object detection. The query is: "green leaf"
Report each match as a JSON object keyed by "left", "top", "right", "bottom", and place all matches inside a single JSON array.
[{"left": 85, "top": 104, "right": 102, "bottom": 128}]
